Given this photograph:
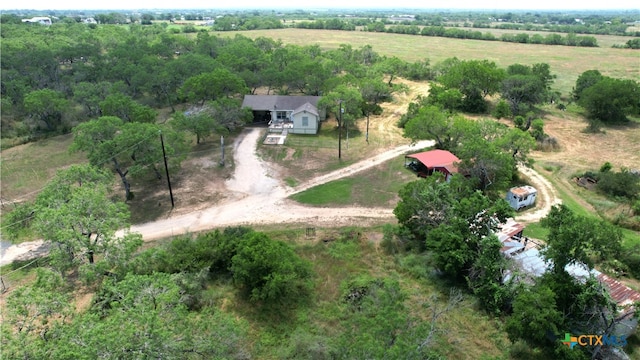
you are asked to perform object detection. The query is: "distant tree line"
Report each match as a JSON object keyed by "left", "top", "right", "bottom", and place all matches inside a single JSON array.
[
  {"left": 367, "top": 23, "right": 600, "bottom": 47},
  {"left": 0, "top": 21, "right": 411, "bottom": 144}
]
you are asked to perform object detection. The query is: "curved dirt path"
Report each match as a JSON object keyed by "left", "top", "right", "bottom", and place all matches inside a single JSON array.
[
  {"left": 0, "top": 79, "right": 561, "bottom": 265},
  {"left": 127, "top": 129, "right": 434, "bottom": 241},
  {"left": 514, "top": 165, "right": 562, "bottom": 223},
  {"left": 0, "top": 129, "right": 432, "bottom": 265},
  {"left": 0, "top": 128, "right": 559, "bottom": 266}
]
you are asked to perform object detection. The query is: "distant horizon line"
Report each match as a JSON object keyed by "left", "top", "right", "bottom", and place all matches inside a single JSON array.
[{"left": 3, "top": 7, "right": 640, "bottom": 12}]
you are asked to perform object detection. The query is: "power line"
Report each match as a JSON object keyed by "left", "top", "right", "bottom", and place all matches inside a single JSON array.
[
  {"left": 1, "top": 131, "right": 225, "bottom": 231},
  {"left": 0, "top": 213, "right": 35, "bottom": 231},
  {"left": 0, "top": 131, "right": 161, "bottom": 231},
  {"left": 3, "top": 131, "right": 159, "bottom": 204}
]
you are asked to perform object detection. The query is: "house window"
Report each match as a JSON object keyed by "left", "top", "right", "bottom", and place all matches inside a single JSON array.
[
  {"left": 277, "top": 111, "right": 288, "bottom": 120},
  {"left": 302, "top": 116, "right": 309, "bottom": 127}
]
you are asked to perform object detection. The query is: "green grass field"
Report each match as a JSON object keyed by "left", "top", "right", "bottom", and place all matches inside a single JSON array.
[
  {"left": 220, "top": 28, "right": 640, "bottom": 95},
  {"left": 290, "top": 153, "right": 416, "bottom": 207},
  {"left": 0, "top": 134, "right": 87, "bottom": 202}
]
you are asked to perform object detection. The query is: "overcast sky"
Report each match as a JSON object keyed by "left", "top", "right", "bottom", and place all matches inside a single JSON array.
[{"left": 3, "top": 0, "right": 639, "bottom": 11}]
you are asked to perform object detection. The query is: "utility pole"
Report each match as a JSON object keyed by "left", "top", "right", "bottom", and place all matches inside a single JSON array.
[
  {"left": 220, "top": 135, "right": 225, "bottom": 166},
  {"left": 159, "top": 131, "right": 175, "bottom": 208},
  {"left": 338, "top": 100, "right": 342, "bottom": 159},
  {"left": 366, "top": 114, "right": 370, "bottom": 144}
]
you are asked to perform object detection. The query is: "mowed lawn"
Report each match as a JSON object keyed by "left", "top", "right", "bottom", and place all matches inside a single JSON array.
[{"left": 220, "top": 28, "right": 640, "bottom": 95}]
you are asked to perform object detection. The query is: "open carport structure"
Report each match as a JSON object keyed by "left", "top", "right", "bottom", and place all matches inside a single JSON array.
[{"left": 404, "top": 149, "right": 460, "bottom": 180}]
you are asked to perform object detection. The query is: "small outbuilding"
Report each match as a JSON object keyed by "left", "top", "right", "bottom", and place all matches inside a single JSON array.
[
  {"left": 404, "top": 149, "right": 460, "bottom": 181},
  {"left": 506, "top": 185, "right": 537, "bottom": 211}
]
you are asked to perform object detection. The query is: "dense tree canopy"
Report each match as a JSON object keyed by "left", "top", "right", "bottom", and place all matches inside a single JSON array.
[
  {"left": 437, "top": 58, "right": 505, "bottom": 113},
  {"left": 541, "top": 205, "right": 622, "bottom": 273},
  {"left": 394, "top": 174, "right": 514, "bottom": 313},
  {"left": 501, "top": 63, "right": 555, "bottom": 115},
  {"left": 23, "top": 88, "right": 69, "bottom": 131},
  {"left": 577, "top": 76, "right": 640, "bottom": 124},
  {"left": 231, "top": 232, "right": 314, "bottom": 304}
]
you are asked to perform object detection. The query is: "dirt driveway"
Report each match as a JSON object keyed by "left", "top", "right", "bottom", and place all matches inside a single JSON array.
[
  {"left": 0, "top": 127, "right": 557, "bottom": 266},
  {"left": 0, "top": 129, "right": 434, "bottom": 265},
  {"left": 0, "top": 78, "right": 561, "bottom": 265},
  {"left": 125, "top": 129, "right": 435, "bottom": 240}
]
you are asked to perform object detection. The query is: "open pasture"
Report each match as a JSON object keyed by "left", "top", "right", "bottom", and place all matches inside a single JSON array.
[{"left": 223, "top": 28, "right": 639, "bottom": 95}]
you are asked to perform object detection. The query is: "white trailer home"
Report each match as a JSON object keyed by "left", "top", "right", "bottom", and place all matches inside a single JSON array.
[{"left": 506, "top": 185, "right": 537, "bottom": 211}]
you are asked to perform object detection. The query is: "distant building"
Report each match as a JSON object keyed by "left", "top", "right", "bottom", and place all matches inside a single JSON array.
[
  {"left": 388, "top": 14, "right": 416, "bottom": 22},
  {"left": 21, "top": 17, "right": 52, "bottom": 25}
]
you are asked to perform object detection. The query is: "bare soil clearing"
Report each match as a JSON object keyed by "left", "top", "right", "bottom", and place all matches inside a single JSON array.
[{"left": 535, "top": 113, "right": 640, "bottom": 172}]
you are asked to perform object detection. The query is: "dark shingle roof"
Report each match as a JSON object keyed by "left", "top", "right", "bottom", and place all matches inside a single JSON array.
[
  {"left": 242, "top": 95, "right": 321, "bottom": 111},
  {"left": 292, "top": 102, "right": 319, "bottom": 117}
]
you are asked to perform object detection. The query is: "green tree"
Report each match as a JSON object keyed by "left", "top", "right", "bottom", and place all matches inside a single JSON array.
[
  {"left": 493, "top": 99, "right": 512, "bottom": 119},
  {"left": 427, "top": 191, "right": 513, "bottom": 277},
  {"left": 3, "top": 269, "right": 73, "bottom": 359},
  {"left": 73, "top": 81, "right": 114, "bottom": 117},
  {"left": 501, "top": 74, "right": 546, "bottom": 115},
  {"left": 231, "top": 232, "right": 313, "bottom": 304},
  {"left": 207, "top": 97, "right": 253, "bottom": 133},
  {"left": 578, "top": 77, "right": 640, "bottom": 124},
  {"left": 393, "top": 174, "right": 458, "bottom": 249},
  {"left": 493, "top": 124, "right": 536, "bottom": 166},
  {"left": 530, "top": 118, "right": 545, "bottom": 141},
  {"left": 319, "top": 85, "right": 363, "bottom": 158},
  {"left": 171, "top": 111, "right": 215, "bottom": 144},
  {"left": 437, "top": 58, "right": 505, "bottom": 113},
  {"left": 43, "top": 273, "right": 250, "bottom": 359},
  {"left": 179, "top": 68, "right": 248, "bottom": 105},
  {"left": 23, "top": 88, "right": 69, "bottom": 131},
  {"left": 359, "top": 76, "right": 390, "bottom": 142},
  {"left": 72, "top": 117, "right": 187, "bottom": 200},
  {"left": 541, "top": 205, "right": 622, "bottom": 273},
  {"left": 501, "top": 63, "right": 554, "bottom": 115},
  {"left": 373, "top": 56, "right": 407, "bottom": 86},
  {"left": 468, "top": 234, "right": 515, "bottom": 314},
  {"left": 99, "top": 93, "right": 157, "bottom": 123},
  {"left": 505, "top": 284, "right": 564, "bottom": 348},
  {"left": 597, "top": 168, "right": 640, "bottom": 200},
  {"left": 457, "top": 136, "right": 516, "bottom": 191},
  {"left": 426, "top": 84, "right": 464, "bottom": 111},
  {"left": 29, "top": 165, "right": 142, "bottom": 275},
  {"left": 402, "top": 105, "right": 474, "bottom": 150},
  {"left": 336, "top": 275, "right": 434, "bottom": 359}
]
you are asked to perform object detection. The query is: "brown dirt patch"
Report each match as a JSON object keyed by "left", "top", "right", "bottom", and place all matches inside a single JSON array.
[
  {"left": 127, "top": 138, "right": 237, "bottom": 223},
  {"left": 532, "top": 112, "right": 640, "bottom": 174}
]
